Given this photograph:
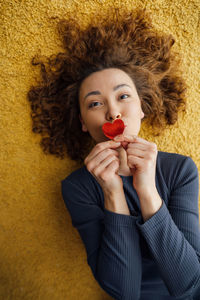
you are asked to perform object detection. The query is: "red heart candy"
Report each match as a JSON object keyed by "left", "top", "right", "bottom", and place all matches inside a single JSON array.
[{"left": 102, "top": 119, "right": 126, "bottom": 139}]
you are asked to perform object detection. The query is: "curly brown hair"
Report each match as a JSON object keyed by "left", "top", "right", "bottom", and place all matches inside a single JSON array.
[{"left": 27, "top": 8, "right": 187, "bottom": 164}]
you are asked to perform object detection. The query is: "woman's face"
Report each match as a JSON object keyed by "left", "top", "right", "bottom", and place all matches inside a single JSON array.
[{"left": 79, "top": 68, "right": 144, "bottom": 144}]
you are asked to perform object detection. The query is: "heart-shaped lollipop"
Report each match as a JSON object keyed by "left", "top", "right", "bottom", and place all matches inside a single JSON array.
[{"left": 102, "top": 119, "right": 126, "bottom": 139}]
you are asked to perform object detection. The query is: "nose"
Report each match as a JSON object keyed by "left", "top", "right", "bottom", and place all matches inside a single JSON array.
[
  {"left": 109, "top": 113, "right": 121, "bottom": 121},
  {"left": 105, "top": 98, "right": 122, "bottom": 122},
  {"left": 107, "top": 112, "right": 122, "bottom": 122}
]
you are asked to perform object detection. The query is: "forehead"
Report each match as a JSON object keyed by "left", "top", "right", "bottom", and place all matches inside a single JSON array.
[{"left": 79, "top": 68, "right": 134, "bottom": 94}]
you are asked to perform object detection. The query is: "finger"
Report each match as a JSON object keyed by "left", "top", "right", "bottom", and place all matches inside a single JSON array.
[
  {"left": 124, "top": 135, "right": 150, "bottom": 145},
  {"left": 127, "top": 148, "right": 145, "bottom": 158},
  {"left": 105, "top": 159, "right": 120, "bottom": 175},
  {"left": 84, "top": 140, "right": 120, "bottom": 165},
  {"left": 93, "top": 155, "right": 119, "bottom": 177},
  {"left": 127, "top": 142, "right": 147, "bottom": 151},
  {"left": 87, "top": 148, "right": 119, "bottom": 172},
  {"left": 131, "top": 136, "right": 154, "bottom": 146},
  {"left": 127, "top": 155, "right": 143, "bottom": 169},
  {"left": 95, "top": 159, "right": 120, "bottom": 182},
  {"left": 115, "top": 134, "right": 151, "bottom": 145},
  {"left": 113, "top": 134, "right": 137, "bottom": 142},
  {"left": 126, "top": 137, "right": 157, "bottom": 154}
]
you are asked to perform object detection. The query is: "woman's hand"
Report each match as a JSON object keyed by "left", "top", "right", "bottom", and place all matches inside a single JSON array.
[
  {"left": 113, "top": 134, "right": 162, "bottom": 221},
  {"left": 84, "top": 140, "right": 123, "bottom": 193},
  {"left": 114, "top": 134, "right": 158, "bottom": 196}
]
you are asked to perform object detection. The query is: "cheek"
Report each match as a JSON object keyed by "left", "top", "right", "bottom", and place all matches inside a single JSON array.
[
  {"left": 84, "top": 113, "right": 104, "bottom": 135},
  {"left": 88, "top": 113, "right": 103, "bottom": 127},
  {"left": 126, "top": 102, "right": 141, "bottom": 117}
]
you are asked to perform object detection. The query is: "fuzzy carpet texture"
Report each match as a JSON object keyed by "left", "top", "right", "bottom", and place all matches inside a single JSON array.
[{"left": 1, "top": 0, "right": 200, "bottom": 299}]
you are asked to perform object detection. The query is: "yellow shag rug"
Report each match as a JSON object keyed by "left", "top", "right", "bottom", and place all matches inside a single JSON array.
[{"left": 1, "top": 0, "right": 199, "bottom": 299}]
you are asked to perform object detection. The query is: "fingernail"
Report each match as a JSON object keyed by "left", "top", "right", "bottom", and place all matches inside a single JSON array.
[
  {"left": 114, "top": 135, "right": 122, "bottom": 141},
  {"left": 125, "top": 134, "right": 136, "bottom": 139},
  {"left": 124, "top": 134, "right": 131, "bottom": 139}
]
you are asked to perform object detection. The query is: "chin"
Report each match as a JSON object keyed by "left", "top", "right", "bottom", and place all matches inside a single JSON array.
[{"left": 94, "top": 136, "right": 109, "bottom": 144}]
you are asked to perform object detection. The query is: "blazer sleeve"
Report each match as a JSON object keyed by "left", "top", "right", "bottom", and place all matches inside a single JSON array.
[
  {"left": 136, "top": 156, "right": 200, "bottom": 299},
  {"left": 61, "top": 177, "right": 142, "bottom": 300}
]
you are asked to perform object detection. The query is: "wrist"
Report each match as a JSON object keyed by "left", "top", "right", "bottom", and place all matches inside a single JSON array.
[
  {"left": 103, "top": 182, "right": 124, "bottom": 197},
  {"left": 136, "top": 185, "right": 157, "bottom": 199},
  {"left": 103, "top": 188, "right": 131, "bottom": 215},
  {"left": 137, "top": 187, "right": 163, "bottom": 222}
]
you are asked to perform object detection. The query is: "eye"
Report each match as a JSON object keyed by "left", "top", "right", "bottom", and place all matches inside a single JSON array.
[
  {"left": 119, "top": 94, "right": 129, "bottom": 100},
  {"left": 88, "top": 101, "right": 101, "bottom": 108}
]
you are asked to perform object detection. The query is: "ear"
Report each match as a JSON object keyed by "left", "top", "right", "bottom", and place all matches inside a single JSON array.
[
  {"left": 139, "top": 98, "right": 145, "bottom": 119},
  {"left": 79, "top": 114, "right": 88, "bottom": 132}
]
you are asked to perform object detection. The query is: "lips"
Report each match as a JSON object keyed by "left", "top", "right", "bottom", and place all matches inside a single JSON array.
[{"left": 102, "top": 119, "right": 126, "bottom": 139}]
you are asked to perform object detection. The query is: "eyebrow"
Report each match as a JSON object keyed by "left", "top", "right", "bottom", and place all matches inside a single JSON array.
[{"left": 83, "top": 84, "right": 132, "bottom": 101}]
